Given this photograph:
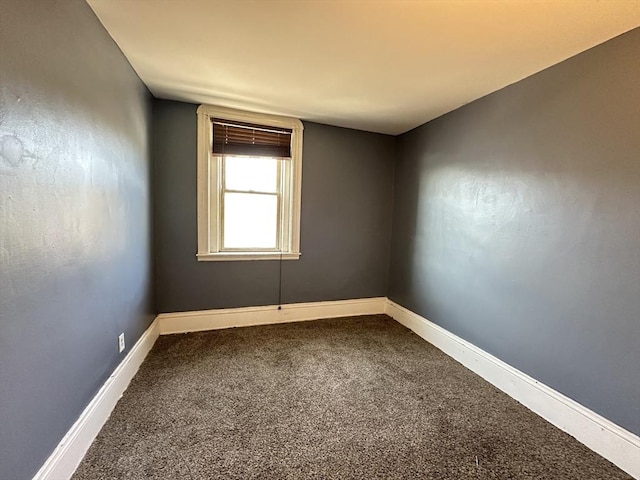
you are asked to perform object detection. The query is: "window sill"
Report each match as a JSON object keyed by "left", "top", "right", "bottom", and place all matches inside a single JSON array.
[{"left": 196, "top": 252, "right": 301, "bottom": 262}]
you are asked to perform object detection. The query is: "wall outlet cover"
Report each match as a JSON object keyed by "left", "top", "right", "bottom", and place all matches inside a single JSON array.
[{"left": 118, "top": 333, "right": 125, "bottom": 353}]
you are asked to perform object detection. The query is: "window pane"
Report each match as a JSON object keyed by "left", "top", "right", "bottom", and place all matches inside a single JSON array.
[
  {"left": 223, "top": 192, "right": 278, "bottom": 249},
  {"left": 225, "top": 156, "right": 278, "bottom": 193}
]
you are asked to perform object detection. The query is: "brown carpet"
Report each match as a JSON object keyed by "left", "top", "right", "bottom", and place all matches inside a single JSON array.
[{"left": 72, "top": 315, "right": 631, "bottom": 479}]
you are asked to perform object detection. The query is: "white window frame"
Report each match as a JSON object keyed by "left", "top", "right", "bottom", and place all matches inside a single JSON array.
[{"left": 196, "top": 105, "right": 303, "bottom": 261}]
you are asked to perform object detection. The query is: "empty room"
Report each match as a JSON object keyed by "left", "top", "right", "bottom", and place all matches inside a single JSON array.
[{"left": 1, "top": 0, "right": 639, "bottom": 479}]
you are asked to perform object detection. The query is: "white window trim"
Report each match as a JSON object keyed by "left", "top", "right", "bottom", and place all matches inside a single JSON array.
[{"left": 196, "top": 104, "right": 303, "bottom": 261}]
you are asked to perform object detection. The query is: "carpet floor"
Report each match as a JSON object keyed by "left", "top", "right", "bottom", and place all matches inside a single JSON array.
[{"left": 72, "top": 315, "right": 631, "bottom": 479}]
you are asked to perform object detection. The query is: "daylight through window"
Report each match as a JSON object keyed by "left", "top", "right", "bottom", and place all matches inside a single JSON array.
[{"left": 196, "top": 106, "right": 303, "bottom": 261}]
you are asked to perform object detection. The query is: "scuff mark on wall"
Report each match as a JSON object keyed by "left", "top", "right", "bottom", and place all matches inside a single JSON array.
[{"left": 0, "top": 134, "right": 36, "bottom": 174}]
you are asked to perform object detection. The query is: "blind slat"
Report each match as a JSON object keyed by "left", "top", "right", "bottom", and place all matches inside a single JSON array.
[{"left": 213, "top": 118, "right": 292, "bottom": 157}]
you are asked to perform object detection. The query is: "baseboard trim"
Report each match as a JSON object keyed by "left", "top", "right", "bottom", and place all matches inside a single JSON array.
[
  {"left": 31, "top": 298, "right": 639, "bottom": 479},
  {"left": 157, "top": 297, "right": 387, "bottom": 335},
  {"left": 385, "top": 300, "right": 640, "bottom": 479},
  {"left": 32, "top": 319, "right": 160, "bottom": 480}
]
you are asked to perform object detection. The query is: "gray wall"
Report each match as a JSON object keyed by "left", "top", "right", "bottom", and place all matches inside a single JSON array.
[
  {"left": 0, "top": 1, "right": 155, "bottom": 479},
  {"left": 153, "top": 100, "right": 395, "bottom": 313},
  {"left": 389, "top": 28, "right": 640, "bottom": 435},
  {"left": 0, "top": 2, "right": 635, "bottom": 476}
]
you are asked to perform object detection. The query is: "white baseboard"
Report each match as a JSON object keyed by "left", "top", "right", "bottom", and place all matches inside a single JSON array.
[
  {"left": 157, "top": 297, "right": 387, "bottom": 335},
  {"left": 32, "top": 319, "right": 160, "bottom": 480},
  {"left": 385, "top": 300, "right": 640, "bottom": 479},
  {"left": 32, "top": 298, "right": 639, "bottom": 480},
  {"left": 31, "top": 298, "right": 385, "bottom": 479}
]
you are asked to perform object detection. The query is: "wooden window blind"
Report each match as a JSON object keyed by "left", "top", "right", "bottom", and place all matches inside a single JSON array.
[{"left": 212, "top": 119, "right": 292, "bottom": 158}]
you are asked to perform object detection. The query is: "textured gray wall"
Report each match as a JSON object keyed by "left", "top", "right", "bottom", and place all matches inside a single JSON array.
[
  {"left": 389, "top": 28, "right": 640, "bottom": 435},
  {"left": 0, "top": 1, "right": 155, "bottom": 479},
  {"left": 153, "top": 100, "right": 395, "bottom": 312}
]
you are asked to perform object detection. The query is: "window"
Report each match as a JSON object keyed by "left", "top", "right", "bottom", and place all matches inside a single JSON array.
[{"left": 196, "top": 105, "right": 303, "bottom": 261}]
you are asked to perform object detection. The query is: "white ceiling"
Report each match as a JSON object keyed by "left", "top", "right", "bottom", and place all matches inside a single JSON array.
[{"left": 87, "top": 0, "right": 639, "bottom": 135}]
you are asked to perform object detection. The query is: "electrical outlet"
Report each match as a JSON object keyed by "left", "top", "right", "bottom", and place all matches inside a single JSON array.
[{"left": 118, "top": 333, "right": 125, "bottom": 353}]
